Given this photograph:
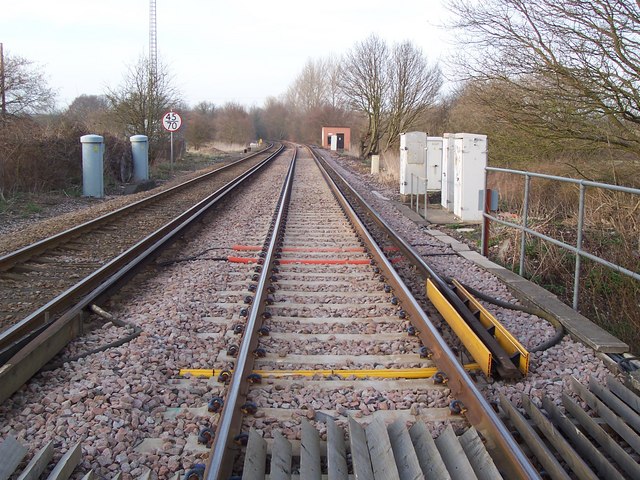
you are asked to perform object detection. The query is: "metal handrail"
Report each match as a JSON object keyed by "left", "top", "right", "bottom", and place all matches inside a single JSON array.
[{"left": 481, "top": 167, "right": 640, "bottom": 309}]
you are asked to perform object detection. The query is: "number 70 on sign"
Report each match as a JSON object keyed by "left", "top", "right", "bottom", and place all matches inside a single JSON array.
[{"left": 162, "top": 111, "right": 182, "bottom": 132}]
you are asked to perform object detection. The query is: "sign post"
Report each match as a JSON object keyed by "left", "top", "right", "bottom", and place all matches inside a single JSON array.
[{"left": 162, "top": 110, "right": 182, "bottom": 171}]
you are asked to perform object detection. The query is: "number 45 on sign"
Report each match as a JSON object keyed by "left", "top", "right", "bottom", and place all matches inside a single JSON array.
[
  {"left": 162, "top": 111, "right": 182, "bottom": 132},
  {"left": 162, "top": 110, "right": 182, "bottom": 171}
]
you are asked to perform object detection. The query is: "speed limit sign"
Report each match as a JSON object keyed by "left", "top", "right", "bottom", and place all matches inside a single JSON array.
[{"left": 162, "top": 111, "right": 182, "bottom": 132}]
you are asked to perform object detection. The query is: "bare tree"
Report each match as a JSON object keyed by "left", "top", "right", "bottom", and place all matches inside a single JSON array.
[
  {"left": 447, "top": 0, "right": 640, "bottom": 152},
  {"left": 259, "top": 97, "right": 290, "bottom": 140},
  {"left": 384, "top": 41, "right": 443, "bottom": 150},
  {"left": 325, "top": 57, "right": 342, "bottom": 109},
  {"left": 185, "top": 101, "right": 216, "bottom": 150},
  {"left": 0, "top": 51, "right": 55, "bottom": 117},
  {"left": 339, "top": 34, "right": 390, "bottom": 157},
  {"left": 215, "top": 102, "right": 255, "bottom": 145},
  {"left": 339, "top": 35, "right": 442, "bottom": 157},
  {"left": 286, "top": 57, "right": 342, "bottom": 112},
  {"left": 105, "top": 56, "right": 181, "bottom": 144},
  {"left": 286, "top": 58, "right": 327, "bottom": 112},
  {"left": 65, "top": 94, "right": 111, "bottom": 131},
  {"left": 281, "top": 57, "right": 350, "bottom": 144}
]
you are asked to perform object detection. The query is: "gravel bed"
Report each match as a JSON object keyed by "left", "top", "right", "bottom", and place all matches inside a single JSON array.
[
  {"left": 0, "top": 155, "right": 272, "bottom": 333},
  {"left": 0, "top": 196, "right": 99, "bottom": 239},
  {"left": 259, "top": 336, "right": 423, "bottom": 356},
  {"left": 0, "top": 145, "right": 617, "bottom": 477},
  {"left": 268, "top": 319, "right": 411, "bottom": 334},
  {"left": 490, "top": 306, "right": 557, "bottom": 350},
  {"left": 278, "top": 252, "right": 369, "bottom": 260},
  {"left": 55, "top": 322, "right": 137, "bottom": 361},
  {"left": 491, "top": 337, "right": 612, "bottom": 409},
  {"left": 274, "top": 264, "right": 373, "bottom": 274},
  {"left": 0, "top": 151, "right": 292, "bottom": 477},
  {"left": 274, "top": 293, "right": 389, "bottom": 304},
  {"left": 256, "top": 360, "right": 427, "bottom": 370},
  {"left": 0, "top": 163, "right": 236, "bottom": 255},
  {"left": 233, "top": 151, "right": 458, "bottom": 459},
  {"left": 248, "top": 384, "right": 450, "bottom": 412},
  {"left": 318, "top": 149, "right": 614, "bottom": 408},
  {"left": 271, "top": 272, "right": 376, "bottom": 281},
  {"left": 275, "top": 282, "right": 385, "bottom": 293},
  {"left": 267, "top": 305, "right": 400, "bottom": 319}
]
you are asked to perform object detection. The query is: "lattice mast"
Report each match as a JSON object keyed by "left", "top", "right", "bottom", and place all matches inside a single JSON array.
[
  {"left": 149, "top": 0, "right": 158, "bottom": 77},
  {"left": 147, "top": 0, "right": 158, "bottom": 136}
]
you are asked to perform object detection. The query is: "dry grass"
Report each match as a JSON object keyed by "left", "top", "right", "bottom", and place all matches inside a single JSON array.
[
  {"left": 379, "top": 150, "right": 400, "bottom": 184},
  {"left": 210, "top": 141, "right": 247, "bottom": 152},
  {"left": 487, "top": 162, "right": 640, "bottom": 352}
]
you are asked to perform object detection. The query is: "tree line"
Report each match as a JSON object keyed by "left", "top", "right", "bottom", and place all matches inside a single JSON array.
[
  {"left": 183, "top": 34, "right": 443, "bottom": 159},
  {"left": 2, "top": 0, "right": 640, "bottom": 198}
]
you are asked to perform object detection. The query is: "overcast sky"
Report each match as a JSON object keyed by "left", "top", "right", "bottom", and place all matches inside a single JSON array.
[{"left": 2, "top": 0, "right": 455, "bottom": 110}]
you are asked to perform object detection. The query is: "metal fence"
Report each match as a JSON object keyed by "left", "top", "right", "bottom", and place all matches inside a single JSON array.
[{"left": 480, "top": 167, "right": 640, "bottom": 309}]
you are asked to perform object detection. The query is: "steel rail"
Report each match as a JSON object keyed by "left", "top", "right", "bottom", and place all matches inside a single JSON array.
[
  {"left": 310, "top": 147, "right": 520, "bottom": 379},
  {"left": 0, "top": 145, "right": 284, "bottom": 371},
  {"left": 204, "top": 147, "right": 298, "bottom": 480},
  {"left": 204, "top": 146, "right": 537, "bottom": 478},
  {"left": 309, "top": 146, "right": 539, "bottom": 479},
  {"left": 0, "top": 145, "right": 285, "bottom": 403},
  {"left": 0, "top": 143, "right": 275, "bottom": 272}
]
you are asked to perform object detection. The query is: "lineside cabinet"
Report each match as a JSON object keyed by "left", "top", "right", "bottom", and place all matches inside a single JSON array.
[{"left": 452, "top": 133, "right": 487, "bottom": 222}]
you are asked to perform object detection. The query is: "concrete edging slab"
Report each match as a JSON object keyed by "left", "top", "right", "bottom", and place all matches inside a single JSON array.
[{"left": 424, "top": 228, "right": 628, "bottom": 353}]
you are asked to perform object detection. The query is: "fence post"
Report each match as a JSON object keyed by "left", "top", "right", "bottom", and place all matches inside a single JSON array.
[
  {"left": 482, "top": 188, "right": 492, "bottom": 257},
  {"left": 410, "top": 173, "right": 414, "bottom": 210},
  {"left": 483, "top": 166, "right": 640, "bottom": 313},
  {"left": 573, "top": 183, "right": 586, "bottom": 309},
  {"left": 519, "top": 175, "right": 531, "bottom": 276},
  {"left": 424, "top": 178, "right": 428, "bottom": 219}
]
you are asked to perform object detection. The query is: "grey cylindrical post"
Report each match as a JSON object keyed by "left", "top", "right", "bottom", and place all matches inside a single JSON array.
[
  {"left": 130, "top": 134, "right": 149, "bottom": 181},
  {"left": 80, "top": 134, "right": 104, "bottom": 198}
]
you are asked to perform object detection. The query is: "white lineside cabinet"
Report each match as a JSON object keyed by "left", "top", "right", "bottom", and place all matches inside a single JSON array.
[
  {"left": 453, "top": 133, "right": 487, "bottom": 222},
  {"left": 441, "top": 133, "right": 455, "bottom": 210},
  {"left": 426, "top": 137, "right": 443, "bottom": 191},
  {"left": 399, "top": 131, "right": 427, "bottom": 195},
  {"left": 330, "top": 135, "right": 338, "bottom": 151}
]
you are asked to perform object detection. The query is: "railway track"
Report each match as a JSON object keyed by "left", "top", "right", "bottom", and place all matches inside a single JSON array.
[
  {"left": 0, "top": 144, "right": 278, "bottom": 339},
  {"left": 0, "top": 144, "right": 284, "bottom": 403},
  {"left": 1, "top": 143, "right": 638, "bottom": 479},
  {"left": 202, "top": 147, "right": 535, "bottom": 478}
]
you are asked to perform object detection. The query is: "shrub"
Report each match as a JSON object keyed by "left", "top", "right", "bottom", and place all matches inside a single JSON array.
[{"left": 0, "top": 118, "right": 135, "bottom": 197}]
